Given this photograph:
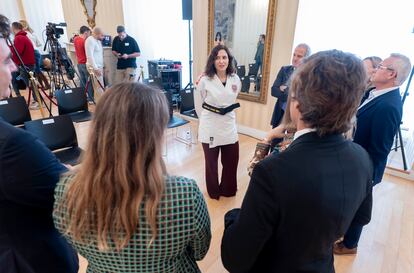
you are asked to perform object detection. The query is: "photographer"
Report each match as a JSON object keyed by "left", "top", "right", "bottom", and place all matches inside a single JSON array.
[
  {"left": 10, "top": 21, "right": 39, "bottom": 109},
  {"left": 0, "top": 14, "right": 78, "bottom": 273}
]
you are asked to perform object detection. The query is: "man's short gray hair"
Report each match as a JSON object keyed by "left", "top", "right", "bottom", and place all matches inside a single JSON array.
[
  {"left": 296, "top": 43, "right": 311, "bottom": 57},
  {"left": 390, "top": 53, "right": 412, "bottom": 86}
]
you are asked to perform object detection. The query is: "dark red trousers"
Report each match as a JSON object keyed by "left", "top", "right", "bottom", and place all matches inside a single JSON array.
[{"left": 202, "top": 142, "right": 239, "bottom": 199}]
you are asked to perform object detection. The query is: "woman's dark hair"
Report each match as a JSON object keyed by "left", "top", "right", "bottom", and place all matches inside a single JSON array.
[
  {"left": 204, "top": 44, "right": 235, "bottom": 78},
  {"left": 0, "top": 14, "right": 10, "bottom": 38},
  {"left": 215, "top": 32, "right": 222, "bottom": 42},
  {"left": 290, "top": 49, "right": 367, "bottom": 136}
]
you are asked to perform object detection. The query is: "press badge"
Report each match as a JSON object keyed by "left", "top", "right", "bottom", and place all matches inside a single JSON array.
[{"left": 125, "top": 43, "right": 129, "bottom": 46}]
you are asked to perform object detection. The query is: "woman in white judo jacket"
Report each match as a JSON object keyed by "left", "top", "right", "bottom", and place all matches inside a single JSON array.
[{"left": 196, "top": 45, "right": 241, "bottom": 200}]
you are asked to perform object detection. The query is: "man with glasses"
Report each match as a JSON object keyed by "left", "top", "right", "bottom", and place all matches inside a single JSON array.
[
  {"left": 0, "top": 14, "right": 78, "bottom": 273},
  {"left": 334, "top": 53, "right": 412, "bottom": 255}
]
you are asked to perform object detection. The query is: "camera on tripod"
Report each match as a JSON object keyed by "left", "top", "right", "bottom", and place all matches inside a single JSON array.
[
  {"left": 45, "top": 22, "right": 67, "bottom": 39},
  {"left": 44, "top": 22, "right": 76, "bottom": 81}
]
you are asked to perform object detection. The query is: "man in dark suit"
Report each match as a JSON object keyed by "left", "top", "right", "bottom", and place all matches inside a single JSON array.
[
  {"left": 0, "top": 14, "right": 78, "bottom": 273},
  {"left": 334, "top": 53, "right": 412, "bottom": 255},
  {"left": 270, "top": 43, "right": 310, "bottom": 129},
  {"left": 221, "top": 50, "right": 373, "bottom": 273}
]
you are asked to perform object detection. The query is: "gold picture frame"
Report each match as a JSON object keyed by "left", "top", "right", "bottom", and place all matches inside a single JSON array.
[
  {"left": 80, "top": 0, "right": 97, "bottom": 29},
  {"left": 208, "top": 0, "right": 278, "bottom": 104}
]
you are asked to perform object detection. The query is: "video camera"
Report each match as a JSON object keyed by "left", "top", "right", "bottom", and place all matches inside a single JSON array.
[{"left": 45, "top": 22, "right": 67, "bottom": 39}]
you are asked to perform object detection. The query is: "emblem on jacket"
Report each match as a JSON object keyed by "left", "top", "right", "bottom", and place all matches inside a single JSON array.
[{"left": 232, "top": 84, "right": 237, "bottom": 92}]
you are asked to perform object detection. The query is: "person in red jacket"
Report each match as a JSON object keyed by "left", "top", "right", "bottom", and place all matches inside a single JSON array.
[{"left": 10, "top": 21, "right": 38, "bottom": 107}]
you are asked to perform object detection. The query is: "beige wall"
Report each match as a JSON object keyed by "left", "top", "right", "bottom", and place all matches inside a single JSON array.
[
  {"left": 61, "top": 0, "right": 124, "bottom": 37},
  {"left": 193, "top": 0, "right": 299, "bottom": 134}
]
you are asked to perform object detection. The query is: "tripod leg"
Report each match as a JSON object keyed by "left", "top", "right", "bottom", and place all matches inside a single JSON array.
[
  {"left": 394, "top": 130, "right": 398, "bottom": 151},
  {"left": 397, "top": 127, "right": 408, "bottom": 171}
]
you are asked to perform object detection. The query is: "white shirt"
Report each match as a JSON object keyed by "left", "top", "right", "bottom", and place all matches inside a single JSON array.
[
  {"left": 26, "top": 31, "right": 42, "bottom": 50},
  {"left": 358, "top": 86, "right": 397, "bottom": 110},
  {"left": 85, "top": 36, "right": 104, "bottom": 69},
  {"left": 196, "top": 74, "right": 241, "bottom": 148},
  {"left": 293, "top": 128, "right": 316, "bottom": 141}
]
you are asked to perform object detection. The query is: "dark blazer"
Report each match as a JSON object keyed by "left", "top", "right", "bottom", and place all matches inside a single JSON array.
[
  {"left": 270, "top": 65, "right": 294, "bottom": 127},
  {"left": 354, "top": 88, "right": 402, "bottom": 184},
  {"left": 0, "top": 119, "right": 78, "bottom": 273},
  {"left": 221, "top": 132, "right": 373, "bottom": 273}
]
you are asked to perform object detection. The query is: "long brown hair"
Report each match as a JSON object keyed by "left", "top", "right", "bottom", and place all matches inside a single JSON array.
[{"left": 63, "top": 82, "right": 169, "bottom": 250}]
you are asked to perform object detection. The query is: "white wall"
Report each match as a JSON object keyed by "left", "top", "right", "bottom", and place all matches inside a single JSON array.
[
  {"left": 22, "top": 0, "right": 68, "bottom": 51},
  {"left": 122, "top": 0, "right": 191, "bottom": 85},
  {"left": 0, "top": 0, "right": 21, "bottom": 23},
  {"left": 294, "top": 0, "right": 414, "bottom": 127},
  {"left": 232, "top": 0, "right": 268, "bottom": 66}
]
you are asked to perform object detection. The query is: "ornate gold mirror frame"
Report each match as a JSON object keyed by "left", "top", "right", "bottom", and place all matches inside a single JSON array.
[
  {"left": 80, "top": 0, "right": 97, "bottom": 29},
  {"left": 208, "top": 0, "right": 277, "bottom": 104}
]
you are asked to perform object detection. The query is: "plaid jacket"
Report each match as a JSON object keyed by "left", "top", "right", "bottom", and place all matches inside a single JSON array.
[{"left": 53, "top": 175, "right": 211, "bottom": 273}]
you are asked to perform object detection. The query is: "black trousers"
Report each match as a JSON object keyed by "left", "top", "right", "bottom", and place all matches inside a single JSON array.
[{"left": 202, "top": 142, "right": 239, "bottom": 199}]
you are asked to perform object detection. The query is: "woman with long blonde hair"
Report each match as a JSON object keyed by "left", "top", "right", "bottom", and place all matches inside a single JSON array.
[{"left": 53, "top": 82, "right": 211, "bottom": 273}]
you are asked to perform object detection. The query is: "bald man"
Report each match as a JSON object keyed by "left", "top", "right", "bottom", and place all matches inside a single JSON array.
[{"left": 85, "top": 27, "right": 104, "bottom": 96}]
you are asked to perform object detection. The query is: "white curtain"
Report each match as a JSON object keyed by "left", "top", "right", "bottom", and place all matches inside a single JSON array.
[
  {"left": 0, "top": 0, "right": 21, "bottom": 23},
  {"left": 232, "top": 0, "right": 268, "bottom": 67},
  {"left": 21, "top": 0, "right": 68, "bottom": 52},
  {"left": 293, "top": 0, "right": 414, "bottom": 126},
  {"left": 122, "top": 0, "right": 191, "bottom": 85}
]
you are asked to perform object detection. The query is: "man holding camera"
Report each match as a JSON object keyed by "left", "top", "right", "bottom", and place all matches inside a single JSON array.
[{"left": 112, "top": 25, "right": 141, "bottom": 83}]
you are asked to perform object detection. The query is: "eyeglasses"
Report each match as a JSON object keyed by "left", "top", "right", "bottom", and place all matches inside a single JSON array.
[{"left": 376, "top": 64, "right": 394, "bottom": 71}]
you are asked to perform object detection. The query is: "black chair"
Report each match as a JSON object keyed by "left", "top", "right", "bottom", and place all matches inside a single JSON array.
[
  {"left": 179, "top": 88, "right": 198, "bottom": 119},
  {"left": 0, "top": 96, "right": 31, "bottom": 126},
  {"left": 241, "top": 76, "right": 250, "bottom": 93},
  {"left": 24, "top": 115, "right": 83, "bottom": 165},
  {"left": 55, "top": 87, "right": 92, "bottom": 123},
  {"left": 248, "top": 63, "right": 259, "bottom": 78},
  {"left": 163, "top": 90, "right": 192, "bottom": 148},
  {"left": 255, "top": 74, "right": 263, "bottom": 92},
  {"left": 236, "top": 65, "right": 246, "bottom": 78}
]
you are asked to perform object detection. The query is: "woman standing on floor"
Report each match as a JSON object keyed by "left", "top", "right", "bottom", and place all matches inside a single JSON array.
[
  {"left": 53, "top": 82, "right": 211, "bottom": 273},
  {"left": 196, "top": 44, "right": 241, "bottom": 200}
]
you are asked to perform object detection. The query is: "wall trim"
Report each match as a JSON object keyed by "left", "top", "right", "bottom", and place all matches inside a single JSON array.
[{"left": 237, "top": 124, "right": 267, "bottom": 140}]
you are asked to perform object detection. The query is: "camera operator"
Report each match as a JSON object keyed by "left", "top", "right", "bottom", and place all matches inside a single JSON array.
[
  {"left": 10, "top": 21, "right": 39, "bottom": 109},
  {"left": 0, "top": 14, "right": 79, "bottom": 273}
]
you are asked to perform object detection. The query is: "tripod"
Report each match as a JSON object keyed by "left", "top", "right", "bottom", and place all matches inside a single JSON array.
[
  {"left": 393, "top": 66, "right": 414, "bottom": 171},
  {"left": 43, "top": 32, "right": 78, "bottom": 91}
]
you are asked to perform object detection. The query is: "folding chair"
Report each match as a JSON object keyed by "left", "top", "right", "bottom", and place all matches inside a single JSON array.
[
  {"left": 24, "top": 115, "right": 83, "bottom": 165},
  {"left": 55, "top": 87, "right": 92, "bottom": 123},
  {"left": 179, "top": 88, "right": 198, "bottom": 119},
  {"left": 241, "top": 76, "right": 251, "bottom": 93},
  {"left": 0, "top": 96, "right": 31, "bottom": 127},
  {"left": 236, "top": 65, "right": 246, "bottom": 78}
]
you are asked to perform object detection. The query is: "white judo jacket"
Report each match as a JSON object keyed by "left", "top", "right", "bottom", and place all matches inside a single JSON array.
[{"left": 195, "top": 74, "right": 241, "bottom": 148}]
